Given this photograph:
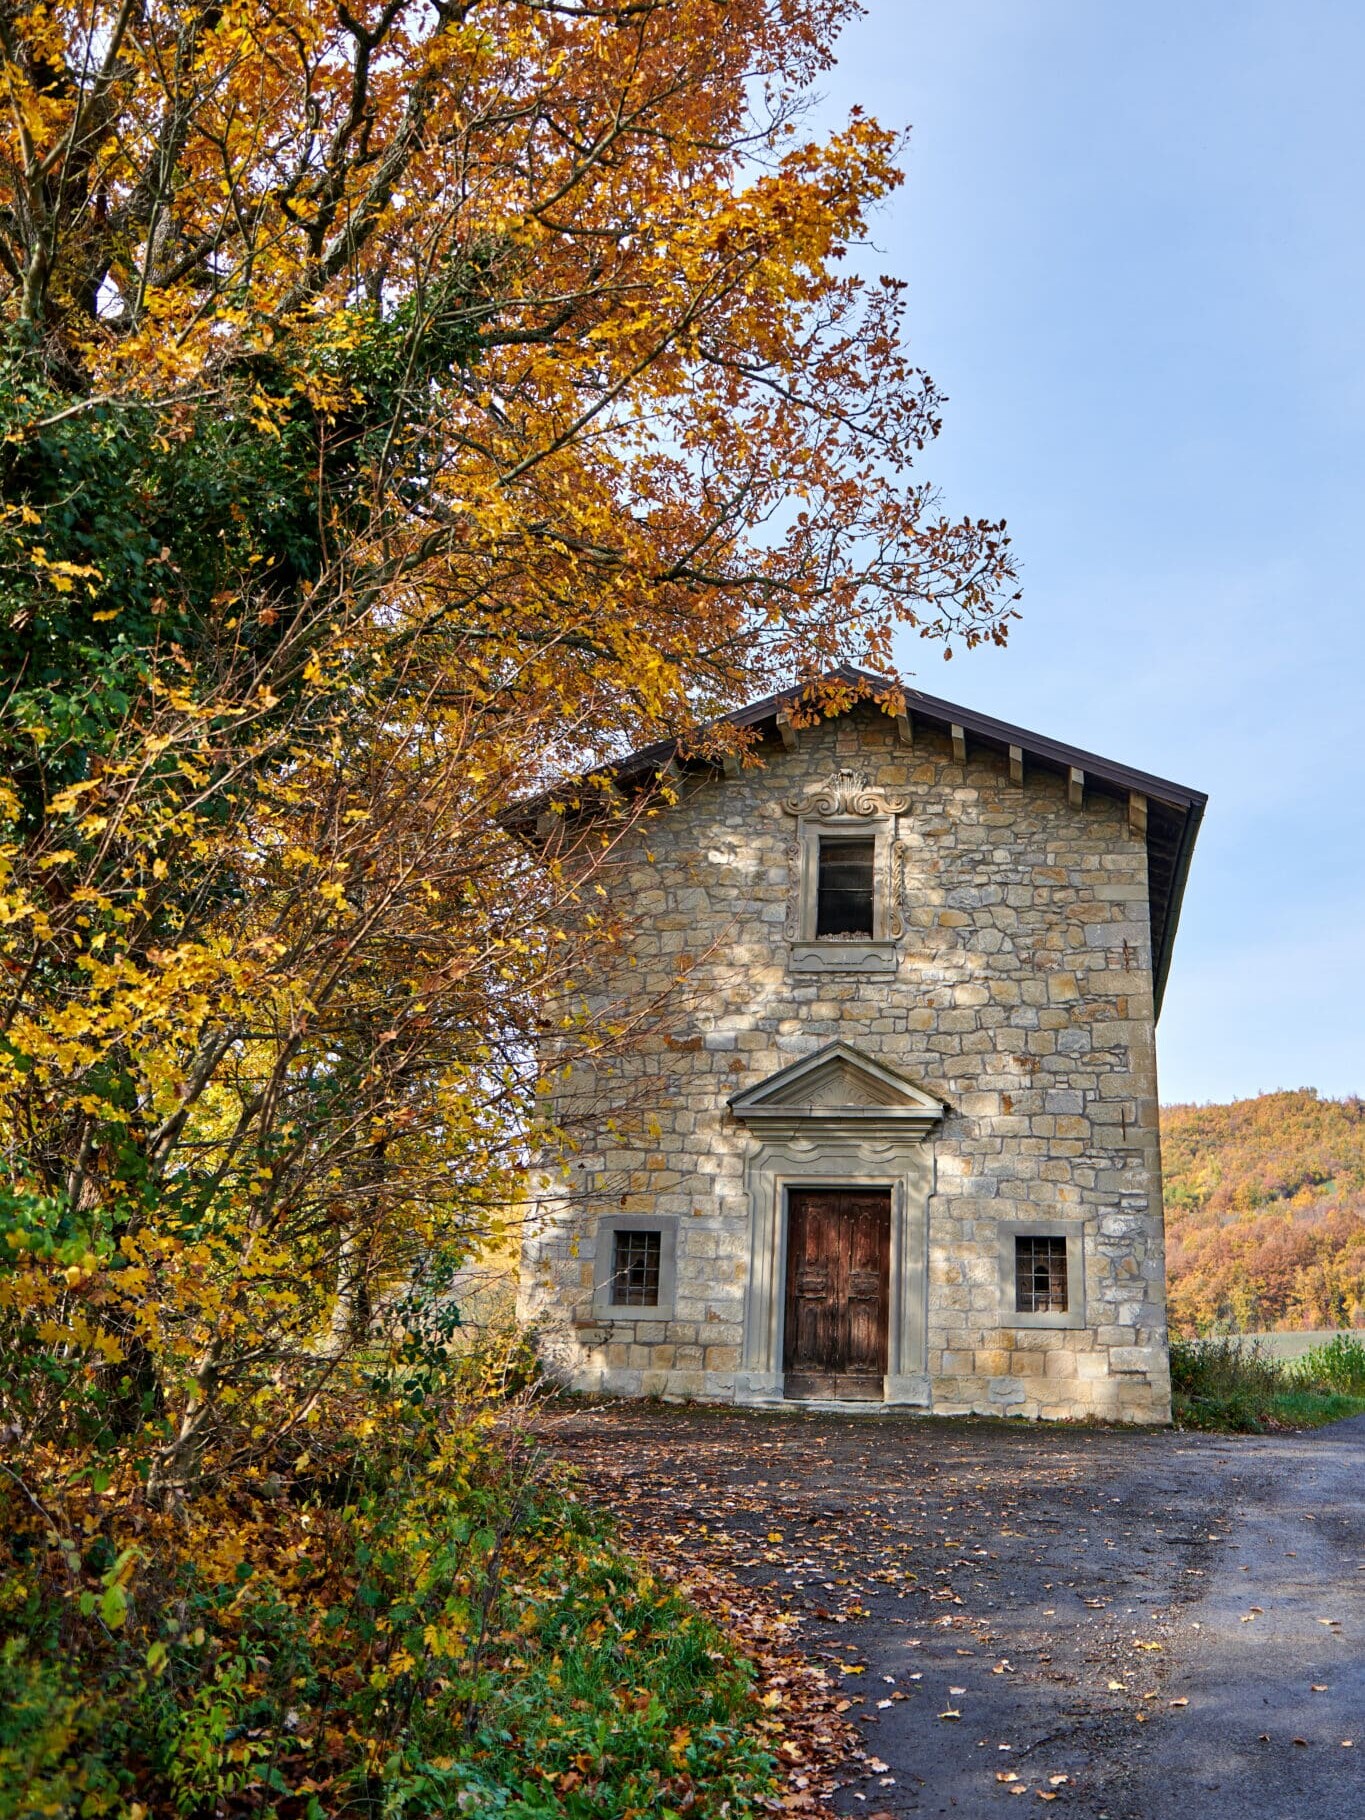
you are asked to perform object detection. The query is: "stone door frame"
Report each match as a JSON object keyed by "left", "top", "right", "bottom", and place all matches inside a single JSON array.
[
  {"left": 727, "top": 1041, "right": 946, "bottom": 1408},
  {"left": 733, "top": 1131, "right": 935, "bottom": 1407}
]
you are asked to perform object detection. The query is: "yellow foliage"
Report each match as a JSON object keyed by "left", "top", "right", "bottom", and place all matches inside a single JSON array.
[{"left": 1, "top": 0, "right": 1015, "bottom": 1524}]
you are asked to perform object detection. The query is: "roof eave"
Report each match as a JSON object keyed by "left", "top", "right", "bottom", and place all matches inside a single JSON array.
[
  {"left": 1151, "top": 794, "right": 1205, "bottom": 1022},
  {"left": 503, "top": 665, "right": 1207, "bottom": 1018}
]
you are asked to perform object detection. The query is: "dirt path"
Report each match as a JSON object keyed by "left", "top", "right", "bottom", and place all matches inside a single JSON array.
[{"left": 543, "top": 1403, "right": 1365, "bottom": 1819}]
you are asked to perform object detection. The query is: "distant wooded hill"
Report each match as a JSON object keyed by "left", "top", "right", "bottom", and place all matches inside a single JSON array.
[{"left": 1162, "top": 1090, "right": 1365, "bottom": 1334}]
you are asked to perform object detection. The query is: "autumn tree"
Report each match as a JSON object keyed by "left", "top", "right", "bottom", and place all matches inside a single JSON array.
[{"left": 0, "top": 0, "right": 1018, "bottom": 1495}]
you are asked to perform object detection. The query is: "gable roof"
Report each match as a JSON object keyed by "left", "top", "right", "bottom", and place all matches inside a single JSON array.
[{"left": 512, "top": 663, "right": 1206, "bottom": 1019}]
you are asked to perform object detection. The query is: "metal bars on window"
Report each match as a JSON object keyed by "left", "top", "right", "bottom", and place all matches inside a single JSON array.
[
  {"left": 1014, "top": 1235, "right": 1068, "bottom": 1314},
  {"left": 815, "top": 837, "right": 875, "bottom": 937},
  {"left": 610, "top": 1229, "right": 662, "bottom": 1306}
]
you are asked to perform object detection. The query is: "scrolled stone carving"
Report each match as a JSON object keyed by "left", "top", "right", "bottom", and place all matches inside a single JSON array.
[
  {"left": 781, "top": 768, "right": 910, "bottom": 819},
  {"left": 782, "top": 830, "right": 802, "bottom": 940},
  {"left": 885, "top": 836, "right": 913, "bottom": 939}
]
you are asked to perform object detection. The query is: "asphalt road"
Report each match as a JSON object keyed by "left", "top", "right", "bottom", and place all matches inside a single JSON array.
[{"left": 547, "top": 1404, "right": 1365, "bottom": 1820}]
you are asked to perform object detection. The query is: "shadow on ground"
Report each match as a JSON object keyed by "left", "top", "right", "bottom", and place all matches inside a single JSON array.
[{"left": 542, "top": 1402, "right": 1365, "bottom": 1820}]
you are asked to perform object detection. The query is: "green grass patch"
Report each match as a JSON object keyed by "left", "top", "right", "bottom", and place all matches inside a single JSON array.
[
  {"left": 1290, "top": 1330, "right": 1365, "bottom": 1395},
  {"left": 1171, "top": 1334, "right": 1365, "bottom": 1432}
]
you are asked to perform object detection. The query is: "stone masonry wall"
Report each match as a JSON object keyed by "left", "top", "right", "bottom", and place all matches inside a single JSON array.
[{"left": 518, "top": 703, "right": 1172, "bottom": 1422}]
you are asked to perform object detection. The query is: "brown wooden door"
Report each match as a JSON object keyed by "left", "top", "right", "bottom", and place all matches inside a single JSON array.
[{"left": 783, "top": 1189, "right": 891, "bottom": 1400}]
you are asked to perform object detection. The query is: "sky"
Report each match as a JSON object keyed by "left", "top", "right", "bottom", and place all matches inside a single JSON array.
[{"left": 807, "top": 1, "right": 1365, "bottom": 1105}]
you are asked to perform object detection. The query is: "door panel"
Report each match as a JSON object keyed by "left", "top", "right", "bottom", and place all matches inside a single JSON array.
[
  {"left": 785, "top": 1197, "right": 840, "bottom": 1380},
  {"left": 783, "top": 1189, "right": 890, "bottom": 1400},
  {"left": 844, "top": 1195, "right": 891, "bottom": 1383}
]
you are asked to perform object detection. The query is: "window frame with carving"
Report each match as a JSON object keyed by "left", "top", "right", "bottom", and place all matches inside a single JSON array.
[{"left": 782, "top": 770, "right": 907, "bottom": 975}]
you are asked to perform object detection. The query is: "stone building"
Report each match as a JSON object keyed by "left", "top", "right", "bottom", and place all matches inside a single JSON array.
[{"left": 517, "top": 668, "right": 1205, "bottom": 1422}]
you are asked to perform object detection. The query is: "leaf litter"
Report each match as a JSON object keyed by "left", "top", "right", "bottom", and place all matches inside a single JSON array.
[{"left": 542, "top": 1400, "right": 1252, "bottom": 1811}]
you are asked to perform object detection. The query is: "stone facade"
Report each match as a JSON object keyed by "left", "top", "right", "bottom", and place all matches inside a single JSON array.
[{"left": 519, "top": 697, "right": 1186, "bottom": 1423}]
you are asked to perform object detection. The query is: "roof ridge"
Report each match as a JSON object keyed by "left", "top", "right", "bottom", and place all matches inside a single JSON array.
[{"left": 506, "top": 664, "right": 1206, "bottom": 1021}]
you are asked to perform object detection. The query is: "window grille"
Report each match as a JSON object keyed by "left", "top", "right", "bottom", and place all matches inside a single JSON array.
[
  {"left": 1015, "top": 1235, "right": 1068, "bottom": 1314},
  {"left": 815, "top": 837, "right": 875, "bottom": 937},
  {"left": 610, "top": 1229, "right": 662, "bottom": 1306}
]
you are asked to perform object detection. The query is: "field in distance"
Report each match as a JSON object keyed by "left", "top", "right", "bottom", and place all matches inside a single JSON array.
[{"left": 1194, "top": 1328, "right": 1351, "bottom": 1359}]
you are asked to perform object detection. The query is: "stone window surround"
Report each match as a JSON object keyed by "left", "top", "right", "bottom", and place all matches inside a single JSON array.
[
  {"left": 592, "top": 1213, "right": 678, "bottom": 1323},
  {"left": 796, "top": 814, "right": 897, "bottom": 942},
  {"left": 783, "top": 769, "right": 909, "bottom": 976},
  {"left": 733, "top": 1135, "right": 936, "bottom": 1407},
  {"left": 997, "top": 1219, "right": 1086, "bottom": 1330}
]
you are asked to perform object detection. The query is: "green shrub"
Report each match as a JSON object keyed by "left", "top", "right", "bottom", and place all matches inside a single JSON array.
[
  {"left": 0, "top": 1344, "right": 777, "bottom": 1818},
  {"left": 1289, "top": 1331, "right": 1365, "bottom": 1395},
  {"left": 1170, "top": 1334, "right": 1365, "bottom": 1432},
  {"left": 0, "top": 1640, "right": 119, "bottom": 1820}
]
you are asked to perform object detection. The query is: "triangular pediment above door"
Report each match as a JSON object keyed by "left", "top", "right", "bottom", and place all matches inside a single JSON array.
[{"left": 727, "top": 1041, "right": 946, "bottom": 1137}]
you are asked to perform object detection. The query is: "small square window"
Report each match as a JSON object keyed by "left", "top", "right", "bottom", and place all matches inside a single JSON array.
[
  {"left": 816, "top": 837, "right": 875, "bottom": 937},
  {"left": 593, "top": 1217, "right": 677, "bottom": 1321},
  {"left": 610, "top": 1229, "right": 661, "bottom": 1306},
  {"left": 1015, "top": 1235, "right": 1068, "bottom": 1314}
]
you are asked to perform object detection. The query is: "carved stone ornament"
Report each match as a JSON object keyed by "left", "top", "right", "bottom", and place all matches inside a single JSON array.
[
  {"left": 781, "top": 770, "right": 913, "bottom": 946},
  {"left": 780, "top": 768, "right": 910, "bottom": 819},
  {"left": 887, "top": 837, "right": 910, "bottom": 939},
  {"left": 782, "top": 830, "right": 802, "bottom": 940}
]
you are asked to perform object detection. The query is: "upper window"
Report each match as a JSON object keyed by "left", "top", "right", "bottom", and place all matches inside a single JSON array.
[
  {"left": 610, "top": 1229, "right": 662, "bottom": 1306},
  {"left": 815, "top": 837, "right": 876, "bottom": 937},
  {"left": 1015, "top": 1235, "right": 1068, "bottom": 1315}
]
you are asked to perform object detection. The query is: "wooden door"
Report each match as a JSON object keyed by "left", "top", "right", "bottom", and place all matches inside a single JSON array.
[{"left": 783, "top": 1189, "right": 891, "bottom": 1400}]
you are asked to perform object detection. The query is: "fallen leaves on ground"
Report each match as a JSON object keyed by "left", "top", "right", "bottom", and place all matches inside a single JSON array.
[
  {"left": 541, "top": 1401, "right": 1244, "bottom": 1809},
  {"left": 625, "top": 1532, "right": 861, "bottom": 1811}
]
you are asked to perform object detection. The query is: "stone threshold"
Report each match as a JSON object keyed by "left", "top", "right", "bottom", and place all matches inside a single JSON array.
[{"left": 725, "top": 1396, "right": 930, "bottom": 1418}]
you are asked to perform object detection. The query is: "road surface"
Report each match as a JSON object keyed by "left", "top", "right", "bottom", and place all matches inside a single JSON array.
[{"left": 547, "top": 1404, "right": 1365, "bottom": 1818}]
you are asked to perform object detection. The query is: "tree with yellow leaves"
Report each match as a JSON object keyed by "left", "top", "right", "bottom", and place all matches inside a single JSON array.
[
  {"left": 0, "top": 0, "right": 1017, "bottom": 1485},
  {"left": 0, "top": 3, "right": 1021, "bottom": 1806}
]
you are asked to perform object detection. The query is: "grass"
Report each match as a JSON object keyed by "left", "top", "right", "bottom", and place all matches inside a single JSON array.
[{"left": 1171, "top": 1331, "right": 1365, "bottom": 1432}]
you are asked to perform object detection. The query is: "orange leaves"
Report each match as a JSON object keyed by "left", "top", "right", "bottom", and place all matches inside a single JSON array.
[
  {"left": 3, "top": 0, "right": 1016, "bottom": 697},
  {"left": 3, "top": 0, "right": 1016, "bottom": 1535},
  {"left": 1164, "top": 1091, "right": 1365, "bottom": 1334}
]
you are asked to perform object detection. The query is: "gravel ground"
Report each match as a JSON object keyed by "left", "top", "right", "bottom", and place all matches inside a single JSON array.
[{"left": 544, "top": 1403, "right": 1365, "bottom": 1820}]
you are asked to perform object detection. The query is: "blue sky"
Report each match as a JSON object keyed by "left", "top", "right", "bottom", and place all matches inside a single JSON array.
[{"left": 810, "top": 1, "right": 1365, "bottom": 1104}]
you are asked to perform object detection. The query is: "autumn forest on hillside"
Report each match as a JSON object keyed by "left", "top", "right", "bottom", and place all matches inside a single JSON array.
[{"left": 1162, "top": 1090, "right": 1365, "bottom": 1335}]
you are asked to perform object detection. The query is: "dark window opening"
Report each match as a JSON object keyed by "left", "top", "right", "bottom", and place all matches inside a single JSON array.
[
  {"left": 1015, "top": 1235, "right": 1068, "bottom": 1314},
  {"left": 815, "top": 837, "right": 875, "bottom": 937},
  {"left": 611, "top": 1229, "right": 661, "bottom": 1306}
]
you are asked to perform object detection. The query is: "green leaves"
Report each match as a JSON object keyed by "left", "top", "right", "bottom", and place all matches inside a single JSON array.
[{"left": 97, "top": 1580, "right": 128, "bottom": 1630}]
